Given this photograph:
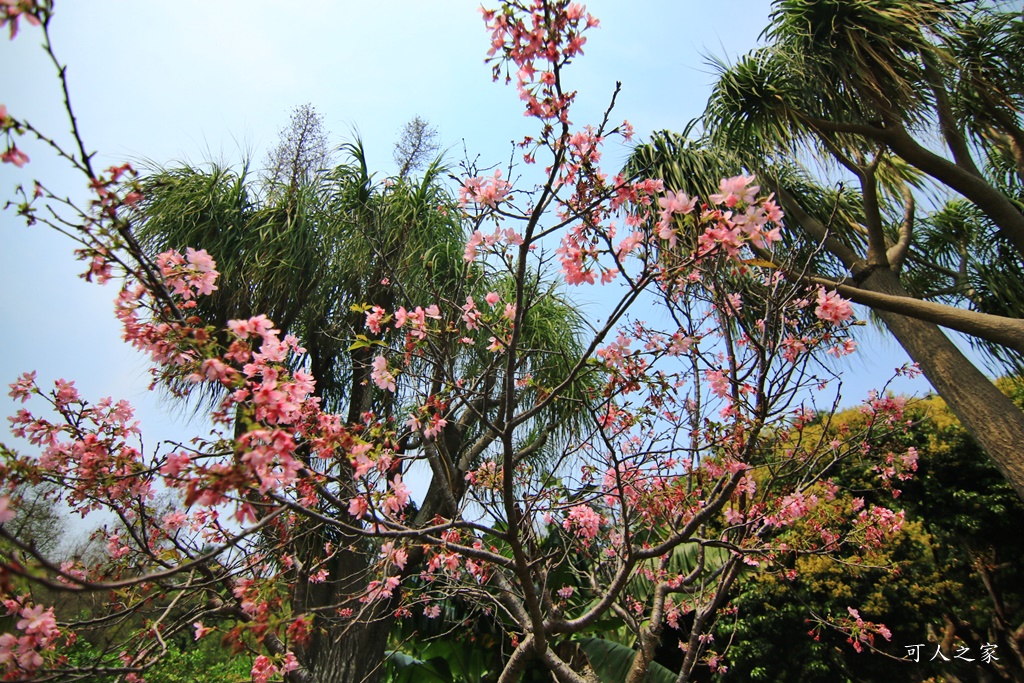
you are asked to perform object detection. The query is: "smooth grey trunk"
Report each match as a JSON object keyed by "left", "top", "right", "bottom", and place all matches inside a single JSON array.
[{"left": 860, "top": 268, "right": 1024, "bottom": 501}]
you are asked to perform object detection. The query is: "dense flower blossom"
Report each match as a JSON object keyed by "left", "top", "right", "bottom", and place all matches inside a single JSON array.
[
  {"left": 709, "top": 174, "right": 759, "bottom": 208},
  {"left": 460, "top": 297, "right": 480, "bottom": 330},
  {"left": 0, "top": 599, "right": 61, "bottom": 676},
  {"left": 361, "top": 576, "right": 401, "bottom": 603},
  {"left": 383, "top": 474, "right": 411, "bottom": 516},
  {"left": 459, "top": 169, "right": 512, "bottom": 208},
  {"left": 370, "top": 355, "right": 396, "bottom": 392},
  {"left": 563, "top": 505, "right": 603, "bottom": 542},
  {"left": 365, "top": 305, "right": 386, "bottom": 334},
  {"left": 251, "top": 655, "right": 278, "bottom": 683},
  {"left": 814, "top": 288, "right": 855, "bottom": 324}
]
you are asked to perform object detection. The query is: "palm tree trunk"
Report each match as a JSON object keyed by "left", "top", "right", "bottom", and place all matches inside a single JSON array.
[
  {"left": 292, "top": 529, "right": 396, "bottom": 683},
  {"left": 860, "top": 268, "right": 1024, "bottom": 501},
  {"left": 309, "top": 605, "right": 393, "bottom": 683}
]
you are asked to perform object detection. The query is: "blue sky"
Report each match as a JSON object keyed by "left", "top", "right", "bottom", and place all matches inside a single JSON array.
[{"left": 0, "top": 1, "right": 932, "bottom": 455}]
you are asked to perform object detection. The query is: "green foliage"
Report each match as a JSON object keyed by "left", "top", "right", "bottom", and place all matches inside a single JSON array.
[
  {"left": 630, "top": 543, "right": 732, "bottom": 609},
  {"left": 765, "top": 0, "right": 953, "bottom": 124},
  {"left": 901, "top": 196, "right": 1024, "bottom": 374},
  {"left": 384, "top": 650, "right": 455, "bottom": 683},
  {"left": 141, "top": 640, "right": 252, "bottom": 683},
  {"left": 578, "top": 637, "right": 677, "bottom": 683},
  {"left": 688, "top": 0, "right": 1024, "bottom": 375},
  {"left": 721, "top": 519, "right": 945, "bottom": 683},
  {"left": 384, "top": 590, "right": 509, "bottom": 683},
  {"left": 62, "top": 636, "right": 251, "bottom": 683},
  {"left": 133, "top": 137, "right": 468, "bottom": 412},
  {"left": 717, "top": 388, "right": 1024, "bottom": 682}
]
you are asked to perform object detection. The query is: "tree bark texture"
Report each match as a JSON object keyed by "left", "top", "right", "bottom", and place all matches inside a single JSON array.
[{"left": 860, "top": 268, "right": 1024, "bottom": 501}]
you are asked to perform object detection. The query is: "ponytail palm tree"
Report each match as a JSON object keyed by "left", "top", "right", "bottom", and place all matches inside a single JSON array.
[
  {"left": 133, "top": 139, "right": 465, "bottom": 412},
  {"left": 133, "top": 126, "right": 601, "bottom": 682},
  {"left": 630, "top": 0, "right": 1024, "bottom": 500}
]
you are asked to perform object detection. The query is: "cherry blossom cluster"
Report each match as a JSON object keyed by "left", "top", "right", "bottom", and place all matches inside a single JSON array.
[
  {"left": 88, "top": 162, "right": 144, "bottom": 219},
  {"left": 814, "top": 287, "right": 855, "bottom": 324},
  {"left": 6, "top": 373, "right": 150, "bottom": 516},
  {"left": 562, "top": 503, "right": 603, "bottom": 542},
  {"left": 0, "top": 596, "right": 66, "bottom": 678},
  {"left": 113, "top": 248, "right": 223, "bottom": 370},
  {"left": 873, "top": 446, "right": 919, "bottom": 487},
  {"left": 365, "top": 289, "right": 517, "bottom": 398},
  {"left": 458, "top": 169, "right": 512, "bottom": 209},
  {"left": 156, "top": 246, "right": 218, "bottom": 301},
  {"left": 0, "top": 104, "right": 29, "bottom": 168},
  {"left": 481, "top": 0, "right": 598, "bottom": 124},
  {"left": 545, "top": 172, "right": 789, "bottom": 291},
  {"left": 0, "top": 0, "right": 43, "bottom": 40},
  {"left": 251, "top": 653, "right": 300, "bottom": 683},
  {"left": 654, "top": 174, "right": 783, "bottom": 260},
  {"left": 8, "top": 243, "right": 358, "bottom": 549},
  {"left": 822, "top": 606, "right": 894, "bottom": 654},
  {"left": 162, "top": 314, "right": 353, "bottom": 513}
]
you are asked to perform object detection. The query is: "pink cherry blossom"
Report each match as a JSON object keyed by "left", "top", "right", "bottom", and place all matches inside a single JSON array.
[
  {"left": 1, "top": 145, "right": 29, "bottom": 167},
  {"left": 7, "top": 371, "right": 36, "bottom": 403},
  {"left": 703, "top": 369, "right": 731, "bottom": 400},
  {"left": 193, "top": 621, "right": 211, "bottom": 640},
  {"left": 459, "top": 169, "right": 512, "bottom": 208},
  {"left": 370, "top": 355, "right": 396, "bottom": 393},
  {"left": 423, "top": 413, "right": 447, "bottom": 440},
  {"left": 348, "top": 496, "right": 369, "bottom": 520},
  {"left": 365, "top": 306, "right": 386, "bottom": 334},
  {"left": 461, "top": 296, "right": 481, "bottom": 330},
  {"left": 464, "top": 230, "right": 484, "bottom": 262},
  {"left": 563, "top": 505, "right": 602, "bottom": 542},
  {"left": 281, "top": 652, "right": 300, "bottom": 673},
  {"left": 0, "top": 3, "right": 938, "bottom": 679},
  {"left": 383, "top": 474, "right": 411, "bottom": 515},
  {"left": 163, "top": 510, "right": 187, "bottom": 530},
  {"left": 827, "top": 339, "right": 858, "bottom": 358},
  {"left": 0, "top": 497, "right": 13, "bottom": 523},
  {"left": 380, "top": 541, "right": 409, "bottom": 570},
  {"left": 709, "top": 174, "right": 759, "bottom": 208},
  {"left": 251, "top": 655, "right": 278, "bottom": 683},
  {"left": 814, "top": 288, "right": 855, "bottom": 324},
  {"left": 658, "top": 189, "right": 696, "bottom": 217}
]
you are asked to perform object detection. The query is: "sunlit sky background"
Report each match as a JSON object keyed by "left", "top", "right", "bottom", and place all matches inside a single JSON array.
[{"left": 1, "top": 1, "right": 940, "bottom": 460}]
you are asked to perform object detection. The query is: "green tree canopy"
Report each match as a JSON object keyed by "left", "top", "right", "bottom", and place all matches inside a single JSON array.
[
  {"left": 629, "top": 0, "right": 1024, "bottom": 501},
  {"left": 718, "top": 386, "right": 1024, "bottom": 682}
]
